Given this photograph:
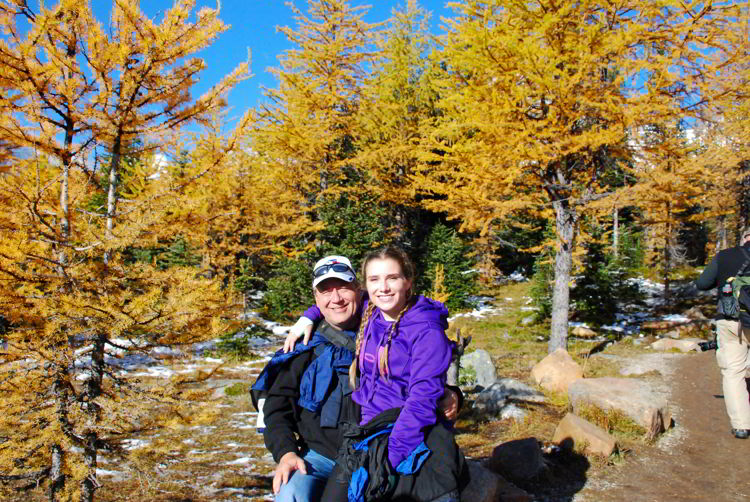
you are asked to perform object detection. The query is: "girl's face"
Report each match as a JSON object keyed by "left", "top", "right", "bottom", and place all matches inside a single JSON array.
[{"left": 365, "top": 257, "right": 412, "bottom": 321}]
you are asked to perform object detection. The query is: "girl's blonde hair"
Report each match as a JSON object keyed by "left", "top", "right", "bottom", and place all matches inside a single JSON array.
[{"left": 348, "top": 246, "right": 417, "bottom": 389}]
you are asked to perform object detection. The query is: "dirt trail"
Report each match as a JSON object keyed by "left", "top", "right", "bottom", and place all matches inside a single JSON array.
[{"left": 577, "top": 350, "right": 750, "bottom": 502}]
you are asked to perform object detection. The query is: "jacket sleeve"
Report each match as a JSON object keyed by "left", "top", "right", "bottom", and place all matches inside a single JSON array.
[
  {"left": 696, "top": 254, "right": 719, "bottom": 291},
  {"left": 262, "top": 351, "right": 313, "bottom": 463},
  {"left": 302, "top": 304, "right": 323, "bottom": 322},
  {"left": 387, "top": 327, "right": 453, "bottom": 468}
]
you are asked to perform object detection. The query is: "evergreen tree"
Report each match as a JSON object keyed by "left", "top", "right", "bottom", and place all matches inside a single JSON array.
[{"left": 419, "top": 222, "right": 478, "bottom": 311}]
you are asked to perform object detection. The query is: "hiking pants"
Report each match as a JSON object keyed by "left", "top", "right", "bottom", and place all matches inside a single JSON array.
[{"left": 716, "top": 319, "right": 750, "bottom": 430}]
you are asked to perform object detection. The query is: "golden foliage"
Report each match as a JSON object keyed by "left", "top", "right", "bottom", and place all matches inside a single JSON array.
[
  {"left": 0, "top": 1, "right": 263, "bottom": 499},
  {"left": 428, "top": 263, "right": 452, "bottom": 304}
]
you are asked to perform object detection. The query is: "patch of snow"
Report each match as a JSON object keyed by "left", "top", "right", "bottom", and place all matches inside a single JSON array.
[
  {"left": 152, "top": 346, "right": 183, "bottom": 357},
  {"left": 130, "top": 366, "right": 176, "bottom": 378},
  {"left": 204, "top": 357, "right": 224, "bottom": 363},
  {"left": 569, "top": 321, "right": 591, "bottom": 328},
  {"left": 662, "top": 314, "right": 691, "bottom": 323},
  {"left": 509, "top": 271, "right": 527, "bottom": 282},
  {"left": 95, "top": 468, "right": 123, "bottom": 478},
  {"left": 226, "top": 456, "right": 253, "bottom": 465},
  {"left": 121, "top": 439, "right": 149, "bottom": 450},
  {"left": 191, "top": 340, "right": 217, "bottom": 354}
]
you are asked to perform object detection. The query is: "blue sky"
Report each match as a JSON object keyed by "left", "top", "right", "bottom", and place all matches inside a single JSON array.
[{"left": 92, "top": 1, "right": 455, "bottom": 122}]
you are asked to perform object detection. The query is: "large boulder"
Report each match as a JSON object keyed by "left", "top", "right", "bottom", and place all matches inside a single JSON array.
[
  {"left": 461, "top": 460, "right": 532, "bottom": 502},
  {"left": 650, "top": 338, "right": 700, "bottom": 352},
  {"left": 568, "top": 377, "right": 672, "bottom": 437},
  {"left": 531, "top": 348, "right": 583, "bottom": 393},
  {"left": 488, "top": 437, "right": 546, "bottom": 482},
  {"left": 461, "top": 349, "right": 497, "bottom": 389},
  {"left": 553, "top": 412, "right": 617, "bottom": 457},
  {"left": 571, "top": 326, "right": 597, "bottom": 338}
]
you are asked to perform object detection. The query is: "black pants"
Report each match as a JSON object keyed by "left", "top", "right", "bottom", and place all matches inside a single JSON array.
[{"left": 321, "top": 413, "right": 467, "bottom": 502}]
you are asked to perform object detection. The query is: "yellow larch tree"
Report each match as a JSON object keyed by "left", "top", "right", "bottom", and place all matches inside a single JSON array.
[
  {"left": 0, "top": 2, "right": 252, "bottom": 500},
  {"left": 413, "top": 0, "right": 748, "bottom": 352},
  {"left": 251, "top": 0, "right": 377, "bottom": 249},
  {"left": 354, "top": 0, "right": 439, "bottom": 231},
  {"left": 625, "top": 125, "right": 705, "bottom": 299}
]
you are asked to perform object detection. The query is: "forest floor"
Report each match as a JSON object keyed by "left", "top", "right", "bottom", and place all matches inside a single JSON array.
[
  {"left": 8, "top": 278, "right": 748, "bottom": 501},
  {"left": 573, "top": 348, "right": 750, "bottom": 502}
]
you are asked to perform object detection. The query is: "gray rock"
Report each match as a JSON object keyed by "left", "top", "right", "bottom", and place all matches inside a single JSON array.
[
  {"left": 492, "top": 378, "right": 545, "bottom": 403},
  {"left": 500, "top": 403, "right": 528, "bottom": 422},
  {"left": 461, "top": 349, "right": 497, "bottom": 388},
  {"left": 521, "top": 315, "right": 535, "bottom": 326},
  {"left": 461, "top": 460, "right": 532, "bottom": 502},
  {"left": 446, "top": 363, "right": 458, "bottom": 387},
  {"left": 488, "top": 437, "right": 546, "bottom": 482},
  {"left": 473, "top": 391, "right": 507, "bottom": 414}
]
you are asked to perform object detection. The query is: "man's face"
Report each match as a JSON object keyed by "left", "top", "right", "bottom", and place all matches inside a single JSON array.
[{"left": 314, "top": 278, "right": 360, "bottom": 330}]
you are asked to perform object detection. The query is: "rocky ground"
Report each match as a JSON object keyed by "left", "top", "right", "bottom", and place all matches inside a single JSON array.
[{"left": 573, "top": 349, "right": 750, "bottom": 502}]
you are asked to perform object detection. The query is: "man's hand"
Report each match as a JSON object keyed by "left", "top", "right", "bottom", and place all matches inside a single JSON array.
[
  {"left": 283, "top": 320, "right": 313, "bottom": 352},
  {"left": 438, "top": 388, "right": 459, "bottom": 422},
  {"left": 273, "top": 451, "right": 307, "bottom": 494}
]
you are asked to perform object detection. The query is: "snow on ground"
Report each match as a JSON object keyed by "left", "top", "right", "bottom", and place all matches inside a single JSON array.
[
  {"left": 225, "top": 456, "right": 253, "bottom": 465},
  {"left": 121, "top": 439, "right": 150, "bottom": 450},
  {"left": 448, "top": 296, "right": 504, "bottom": 322}
]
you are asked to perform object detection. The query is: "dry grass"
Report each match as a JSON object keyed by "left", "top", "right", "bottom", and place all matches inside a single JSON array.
[
  {"left": 6, "top": 280, "right": 665, "bottom": 501},
  {"left": 449, "top": 280, "right": 657, "bottom": 481}
]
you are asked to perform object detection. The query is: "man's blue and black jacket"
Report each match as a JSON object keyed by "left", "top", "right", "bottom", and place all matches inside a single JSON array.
[{"left": 251, "top": 321, "right": 357, "bottom": 463}]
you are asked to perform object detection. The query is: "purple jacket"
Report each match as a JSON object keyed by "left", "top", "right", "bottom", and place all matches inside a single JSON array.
[{"left": 302, "top": 295, "right": 453, "bottom": 467}]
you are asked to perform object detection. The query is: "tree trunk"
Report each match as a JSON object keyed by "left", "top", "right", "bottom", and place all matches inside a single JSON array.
[
  {"left": 549, "top": 198, "right": 576, "bottom": 353},
  {"left": 104, "top": 136, "right": 122, "bottom": 265},
  {"left": 48, "top": 444, "right": 63, "bottom": 502},
  {"left": 612, "top": 205, "right": 619, "bottom": 258},
  {"left": 80, "top": 335, "right": 104, "bottom": 501},
  {"left": 717, "top": 216, "right": 727, "bottom": 251},
  {"left": 663, "top": 221, "right": 671, "bottom": 303},
  {"left": 80, "top": 432, "right": 99, "bottom": 502}
]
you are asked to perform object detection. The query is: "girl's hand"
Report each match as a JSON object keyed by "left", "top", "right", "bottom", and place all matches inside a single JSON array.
[{"left": 438, "top": 388, "right": 460, "bottom": 422}]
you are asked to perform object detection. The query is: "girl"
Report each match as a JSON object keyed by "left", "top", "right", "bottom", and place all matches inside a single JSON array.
[{"left": 293, "top": 247, "right": 465, "bottom": 502}]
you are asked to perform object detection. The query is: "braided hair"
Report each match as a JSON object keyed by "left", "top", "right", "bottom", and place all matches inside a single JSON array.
[
  {"left": 349, "top": 301, "right": 375, "bottom": 389},
  {"left": 349, "top": 246, "right": 417, "bottom": 389},
  {"left": 377, "top": 296, "right": 414, "bottom": 378}
]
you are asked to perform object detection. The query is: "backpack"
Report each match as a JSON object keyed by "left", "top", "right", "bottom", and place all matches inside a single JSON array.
[{"left": 727, "top": 247, "right": 750, "bottom": 327}]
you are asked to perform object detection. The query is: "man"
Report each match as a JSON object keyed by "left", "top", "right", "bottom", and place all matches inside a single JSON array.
[
  {"left": 252, "top": 256, "right": 459, "bottom": 502},
  {"left": 696, "top": 228, "right": 750, "bottom": 439}
]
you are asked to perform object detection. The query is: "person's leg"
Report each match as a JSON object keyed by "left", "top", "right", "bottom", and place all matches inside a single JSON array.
[
  {"left": 716, "top": 320, "right": 750, "bottom": 432},
  {"left": 274, "top": 449, "right": 335, "bottom": 502}
]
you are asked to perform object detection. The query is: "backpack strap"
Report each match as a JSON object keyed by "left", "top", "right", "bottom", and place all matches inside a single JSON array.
[
  {"left": 735, "top": 247, "right": 750, "bottom": 342},
  {"left": 739, "top": 246, "right": 750, "bottom": 276}
]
